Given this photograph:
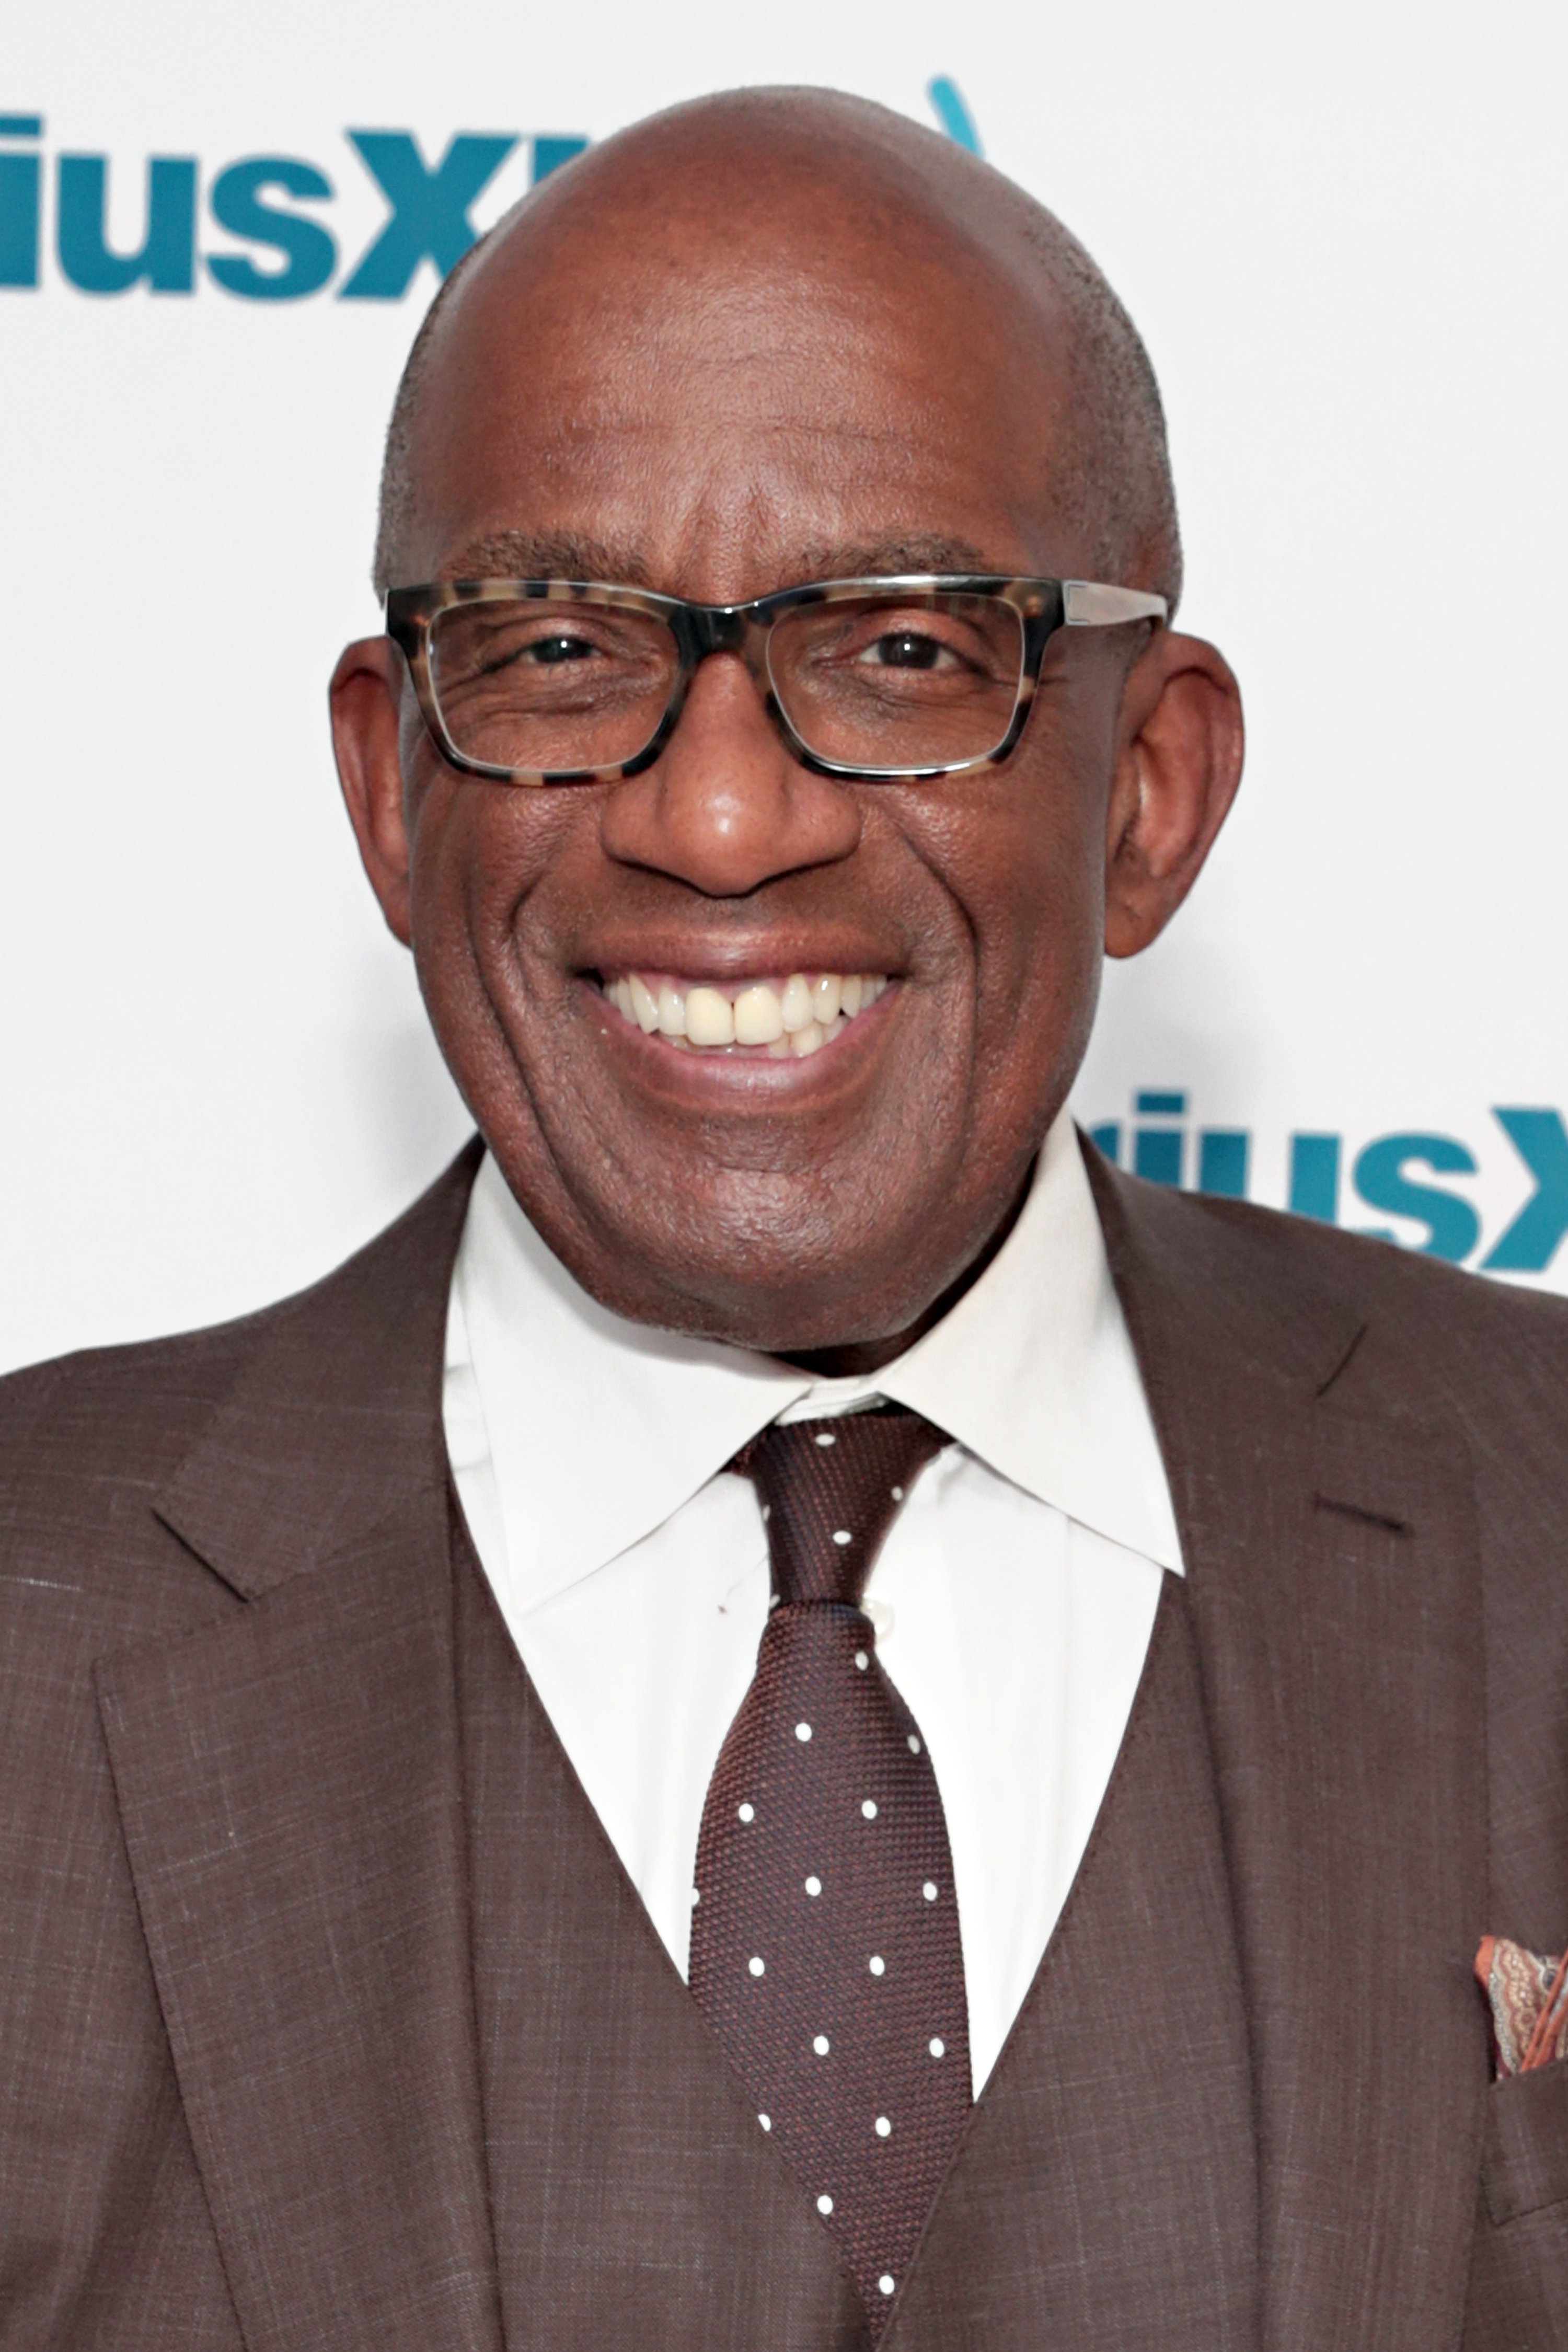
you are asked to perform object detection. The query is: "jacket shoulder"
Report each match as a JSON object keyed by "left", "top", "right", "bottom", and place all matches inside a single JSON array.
[
  {"left": 0, "top": 1140, "right": 481, "bottom": 1620},
  {"left": 1092, "top": 1157, "right": 1568, "bottom": 1467},
  {"left": 1191, "top": 1185, "right": 1568, "bottom": 1350}
]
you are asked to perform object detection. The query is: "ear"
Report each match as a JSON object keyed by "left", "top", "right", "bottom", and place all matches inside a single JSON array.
[
  {"left": 1102, "top": 629, "right": 1244, "bottom": 959},
  {"left": 329, "top": 636, "right": 413, "bottom": 947}
]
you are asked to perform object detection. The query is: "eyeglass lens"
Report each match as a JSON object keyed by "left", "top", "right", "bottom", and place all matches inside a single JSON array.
[{"left": 425, "top": 591, "right": 1028, "bottom": 776}]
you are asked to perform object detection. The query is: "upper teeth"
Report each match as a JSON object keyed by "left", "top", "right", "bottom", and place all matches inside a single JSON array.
[{"left": 604, "top": 971, "right": 889, "bottom": 1056}]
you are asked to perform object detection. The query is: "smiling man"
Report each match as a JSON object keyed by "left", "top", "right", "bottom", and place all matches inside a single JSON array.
[{"left": 6, "top": 85, "right": 1568, "bottom": 2352}]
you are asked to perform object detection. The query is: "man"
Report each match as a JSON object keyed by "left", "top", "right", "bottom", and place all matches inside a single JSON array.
[{"left": 3, "top": 84, "right": 1566, "bottom": 2352}]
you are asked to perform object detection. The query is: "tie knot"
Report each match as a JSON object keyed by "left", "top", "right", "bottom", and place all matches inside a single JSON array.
[{"left": 732, "top": 1404, "right": 949, "bottom": 1608}]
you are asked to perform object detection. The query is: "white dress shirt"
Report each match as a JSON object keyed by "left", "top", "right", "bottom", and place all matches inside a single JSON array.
[{"left": 443, "top": 1108, "right": 1183, "bottom": 2095}]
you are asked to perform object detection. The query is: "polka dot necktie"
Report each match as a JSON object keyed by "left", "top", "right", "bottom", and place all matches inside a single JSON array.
[{"left": 688, "top": 1405, "right": 972, "bottom": 2331}]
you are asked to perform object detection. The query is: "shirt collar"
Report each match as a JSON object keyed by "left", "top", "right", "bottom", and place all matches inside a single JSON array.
[{"left": 448, "top": 1109, "right": 1182, "bottom": 1619}]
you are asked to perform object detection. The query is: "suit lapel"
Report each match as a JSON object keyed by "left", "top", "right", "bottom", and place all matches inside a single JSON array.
[
  {"left": 96, "top": 1146, "right": 502, "bottom": 2352},
  {"left": 152, "top": 1137, "right": 482, "bottom": 1603},
  {"left": 1089, "top": 1152, "right": 1489, "bottom": 2352}
]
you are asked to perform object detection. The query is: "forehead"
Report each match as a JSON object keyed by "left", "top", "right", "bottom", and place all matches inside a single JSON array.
[{"left": 398, "top": 195, "right": 1081, "bottom": 598}]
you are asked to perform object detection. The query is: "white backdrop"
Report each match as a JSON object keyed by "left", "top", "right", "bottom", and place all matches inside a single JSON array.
[{"left": 3, "top": 1, "right": 1566, "bottom": 1373}]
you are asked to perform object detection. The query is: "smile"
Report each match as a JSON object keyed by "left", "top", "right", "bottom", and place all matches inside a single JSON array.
[{"left": 599, "top": 971, "right": 891, "bottom": 1058}]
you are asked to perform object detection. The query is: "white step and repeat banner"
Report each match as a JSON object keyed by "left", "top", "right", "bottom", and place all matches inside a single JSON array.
[{"left": 3, "top": 2, "right": 1566, "bottom": 1371}]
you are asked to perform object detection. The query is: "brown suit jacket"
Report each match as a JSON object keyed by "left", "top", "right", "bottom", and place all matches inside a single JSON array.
[{"left": 3, "top": 1135, "right": 1568, "bottom": 2349}]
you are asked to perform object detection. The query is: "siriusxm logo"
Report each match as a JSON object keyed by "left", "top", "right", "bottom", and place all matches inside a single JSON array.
[
  {"left": 0, "top": 114, "right": 589, "bottom": 300},
  {"left": 1090, "top": 1092, "right": 1568, "bottom": 1275},
  {"left": 0, "top": 83, "right": 981, "bottom": 304}
]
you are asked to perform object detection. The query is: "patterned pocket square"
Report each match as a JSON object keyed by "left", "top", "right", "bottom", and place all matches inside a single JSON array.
[{"left": 1476, "top": 1935, "right": 1568, "bottom": 2076}]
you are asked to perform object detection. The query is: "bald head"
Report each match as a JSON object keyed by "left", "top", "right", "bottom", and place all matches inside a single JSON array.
[{"left": 372, "top": 86, "right": 1181, "bottom": 608}]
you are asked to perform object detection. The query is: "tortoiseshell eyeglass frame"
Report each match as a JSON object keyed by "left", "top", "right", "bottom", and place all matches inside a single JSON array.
[{"left": 383, "top": 573, "right": 1169, "bottom": 788}]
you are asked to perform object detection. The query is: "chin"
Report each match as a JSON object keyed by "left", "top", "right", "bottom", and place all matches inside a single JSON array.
[{"left": 569, "top": 1192, "right": 970, "bottom": 1357}]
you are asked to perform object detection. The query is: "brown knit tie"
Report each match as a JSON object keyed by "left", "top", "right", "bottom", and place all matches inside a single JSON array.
[{"left": 688, "top": 1406, "right": 971, "bottom": 2331}]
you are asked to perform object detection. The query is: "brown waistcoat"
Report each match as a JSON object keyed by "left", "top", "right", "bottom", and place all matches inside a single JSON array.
[{"left": 456, "top": 1514, "right": 1255, "bottom": 2350}]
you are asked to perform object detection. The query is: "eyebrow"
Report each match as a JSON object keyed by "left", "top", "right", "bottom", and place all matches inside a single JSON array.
[
  {"left": 442, "top": 530, "right": 656, "bottom": 585},
  {"left": 791, "top": 534, "right": 997, "bottom": 580},
  {"left": 440, "top": 528, "right": 1003, "bottom": 594}
]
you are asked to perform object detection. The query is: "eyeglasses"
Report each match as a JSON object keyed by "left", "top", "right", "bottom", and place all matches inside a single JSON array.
[{"left": 384, "top": 573, "right": 1168, "bottom": 787}]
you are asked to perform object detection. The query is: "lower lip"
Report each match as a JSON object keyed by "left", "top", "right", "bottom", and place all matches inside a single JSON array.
[{"left": 579, "top": 979, "right": 897, "bottom": 1096}]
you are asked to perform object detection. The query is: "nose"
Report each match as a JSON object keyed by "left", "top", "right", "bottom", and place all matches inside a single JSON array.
[{"left": 597, "top": 653, "right": 862, "bottom": 896}]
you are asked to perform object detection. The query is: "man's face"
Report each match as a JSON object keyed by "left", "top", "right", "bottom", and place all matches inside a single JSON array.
[{"left": 334, "top": 170, "right": 1238, "bottom": 1358}]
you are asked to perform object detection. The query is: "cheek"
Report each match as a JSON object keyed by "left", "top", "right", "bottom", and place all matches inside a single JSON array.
[
  {"left": 403, "top": 778, "right": 586, "bottom": 1043},
  {"left": 918, "top": 753, "right": 1107, "bottom": 1059}
]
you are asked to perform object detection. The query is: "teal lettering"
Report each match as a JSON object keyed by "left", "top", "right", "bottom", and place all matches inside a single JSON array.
[
  {"left": 1288, "top": 1133, "right": 1341, "bottom": 1222},
  {"left": 1481, "top": 1108, "right": 1568, "bottom": 1273},
  {"left": 208, "top": 157, "right": 336, "bottom": 299},
  {"left": 1197, "top": 1130, "right": 1249, "bottom": 1198},
  {"left": 532, "top": 134, "right": 589, "bottom": 183},
  {"left": 1353, "top": 1132, "right": 1479, "bottom": 1261},
  {"left": 340, "top": 130, "right": 516, "bottom": 299},
  {"left": 0, "top": 150, "right": 39, "bottom": 287},
  {"left": 57, "top": 154, "right": 197, "bottom": 294},
  {"left": 1133, "top": 1125, "right": 1183, "bottom": 1186},
  {"left": 0, "top": 117, "right": 41, "bottom": 289}
]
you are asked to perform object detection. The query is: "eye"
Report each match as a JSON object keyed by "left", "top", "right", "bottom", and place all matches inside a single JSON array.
[
  {"left": 855, "top": 629, "right": 960, "bottom": 672},
  {"left": 523, "top": 631, "right": 597, "bottom": 666},
  {"left": 471, "top": 627, "right": 602, "bottom": 681}
]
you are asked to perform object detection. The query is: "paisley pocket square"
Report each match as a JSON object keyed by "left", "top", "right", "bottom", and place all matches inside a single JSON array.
[{"left": 1476, "top": 1935, "right": 1568, "bottom": 2076}]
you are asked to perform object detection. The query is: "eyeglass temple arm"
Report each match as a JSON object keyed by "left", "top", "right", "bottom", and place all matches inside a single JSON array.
[{"left": 1062, "top": 582, "right": 1169, "bottom": 627}]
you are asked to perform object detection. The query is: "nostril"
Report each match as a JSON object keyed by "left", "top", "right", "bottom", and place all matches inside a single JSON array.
[{"left": 599, "top": 740, "right": 862, "bottom": 897}]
